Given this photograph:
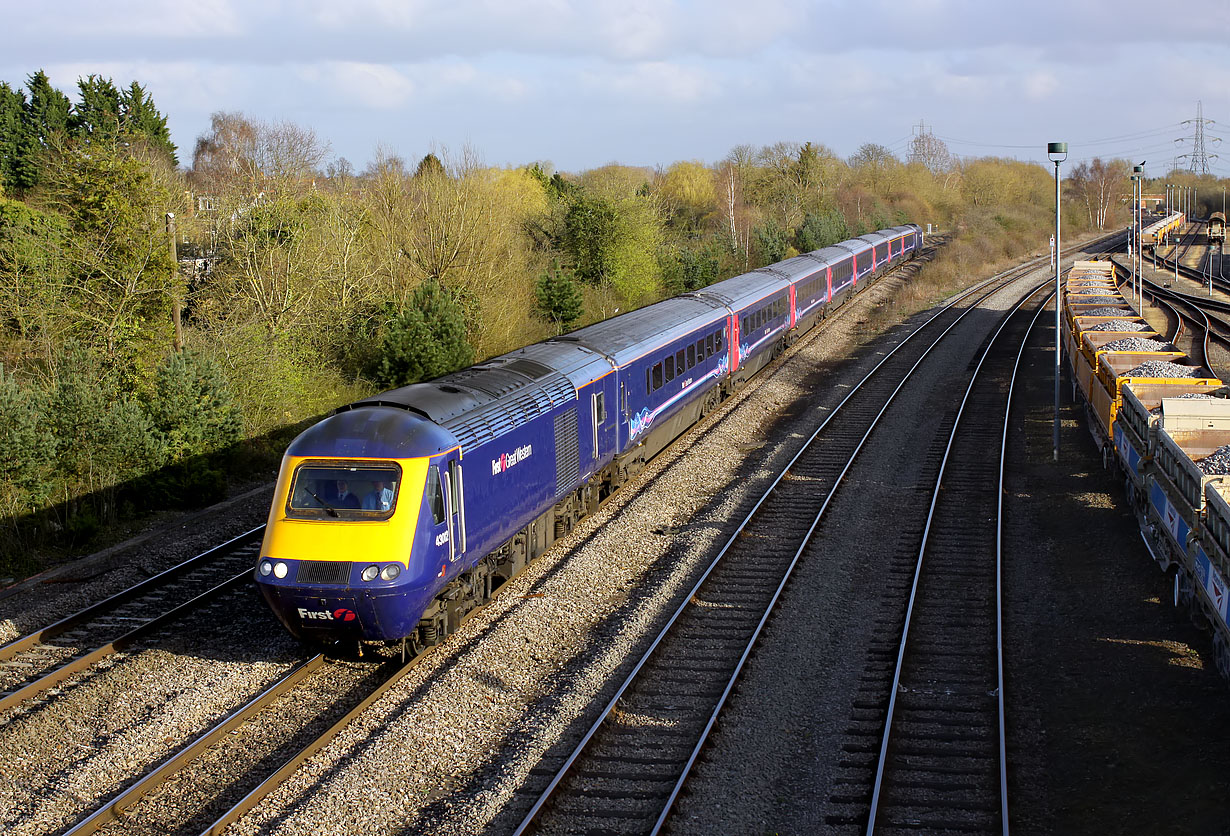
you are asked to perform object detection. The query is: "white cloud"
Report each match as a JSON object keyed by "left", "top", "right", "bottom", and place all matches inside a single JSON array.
[
  {"left": 581, "top": 61, "right": 719, "bottom": 103},
  {"left": 1022, "top": 71, "right": 1059, "bottom": 102},
  {"left": 306, "top": 63, "right": 417, "bottom": 109}
]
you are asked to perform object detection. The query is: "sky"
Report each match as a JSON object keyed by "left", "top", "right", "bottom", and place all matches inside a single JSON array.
[{"left": 3, "top": 0, "right": 1229, "bottom": 179}]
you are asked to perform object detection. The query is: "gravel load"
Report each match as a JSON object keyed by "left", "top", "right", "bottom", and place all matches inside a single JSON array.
[
  {"left": 1088, "top": 320, "right": 1149, "bottom": 332},
  {"left": 1070, "top": 295, "right": 1125, "bottom": 304},
  {"left": 1080, "top": 306, "right": 1135, "bottom": 317},
  {"left": 1198, "top": 445, "right": 1230, "bottom": 475},
  {"left": 1099, "top": 338, "right": 1175, "bottom": 353},
  {"left": 1124, "top": 361, "right": 1205, "bottom": 378}
]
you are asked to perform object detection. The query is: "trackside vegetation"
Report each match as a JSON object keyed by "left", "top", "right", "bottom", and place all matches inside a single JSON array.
[{"left": 1, "top": 69, "right": 1220, "bottom": 574}]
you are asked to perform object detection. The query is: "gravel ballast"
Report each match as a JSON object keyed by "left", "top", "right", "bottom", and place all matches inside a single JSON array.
[
  {"left": 1087, "top": 320, "right": 1149, "bottom": 332},
  {"left": 1125, "top": 361, "right": 1205, "bottom": 378}
]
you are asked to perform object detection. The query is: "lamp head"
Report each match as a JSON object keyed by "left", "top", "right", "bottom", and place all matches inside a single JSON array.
[{"left": 1047, "top": 141, "right": 1068, "bottom": 162}]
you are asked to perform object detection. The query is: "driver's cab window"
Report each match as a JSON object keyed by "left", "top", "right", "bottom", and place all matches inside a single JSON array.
[{"left": 426, "top": 465, "right": 446, "bottom": 525}]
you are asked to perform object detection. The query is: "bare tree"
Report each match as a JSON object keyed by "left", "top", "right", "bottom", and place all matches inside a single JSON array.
[
  {"left": 909, "top": 132, "right": 953, "bottom": 174},
  {"left": 1069, "top": 158, "right": 1130, "bottom": 230}
]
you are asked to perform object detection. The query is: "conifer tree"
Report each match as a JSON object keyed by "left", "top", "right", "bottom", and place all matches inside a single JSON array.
[
  {"left": 374, "top": 280, "right": 474, "bottom": 388},
  {"left": 534, "top": 261, "right": 584, "bottom": 332}
]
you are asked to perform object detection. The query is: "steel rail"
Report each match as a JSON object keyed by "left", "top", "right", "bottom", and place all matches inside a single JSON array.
[
  {"left": 0, "top": 569, "right": 253, "bottom": 714},
  {"left": 62, "top": 654, "right": 326, "bottom": 835},
  {"left": 0, "top": 526, "right": 264, "bottom": 663},
  {"left": 198, "top": 649, "right": 428, "bottom": 836},
  {"left": 864, "top": 281, "right": 1051, "bottom": 835},
  {"left": 514, "top": 253, "right": 1064, "bottom": 836}
]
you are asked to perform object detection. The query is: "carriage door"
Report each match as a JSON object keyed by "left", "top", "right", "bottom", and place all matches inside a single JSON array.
[
  {"left": 439, "top": 457, "right": 467, "bottom": 563},
  {"left": 592, "top": 390, "right": 607, "bottom": 461}
]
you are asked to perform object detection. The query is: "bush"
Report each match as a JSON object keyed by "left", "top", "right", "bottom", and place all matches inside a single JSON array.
[
  {"left": 147, "top": 349, "right": 243, "bottom": 461},
  {"left": 535, "top": 262, "right": 584, "bottom": 333},
  {"left": 374, "top": 280, "right": 474, "bottom": 388}
]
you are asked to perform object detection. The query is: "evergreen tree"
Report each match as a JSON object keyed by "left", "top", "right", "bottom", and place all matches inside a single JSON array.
[
  {"left": 374, "top": 280, "right": 474, "bottom": 388},
  {"left": 795, "top": 209, "right": 849, "bottom": 253},
  {"left": 534, "top": 261, "right": 583, "bottom": 332},
  {"left": 414, "top": 152, "right": 446, "bottom": 179},
  {"left": 0, "top": 83, "right": 26, "bottom": 194},
  {"left": 0, "top": 365, "right": 56, "bottom": 521},
  {"left": 147, "top": 350, "right": 243, "bottom": 461},
  {"left": 662, "top": 244, "right": 721, "bottom": 295},
  {"left": 752, "top": 221, "right": 788, "bottom": 267},
  {"left": 14, "top": 71, "right": 71, "bottom": 191},
  {"left": 71, "top": 74, "right": 122, "bottom": 143},
  {"left": 562, "top": 194, "right": 619, "bottom": 285},
  {"left": 120, "top": 81, "right": 177, "bottom": 165}
]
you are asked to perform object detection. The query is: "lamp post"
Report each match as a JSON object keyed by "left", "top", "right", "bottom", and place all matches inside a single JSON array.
[
  {"left": 1130, "top": 169, "right": 1140, "bottom": 308},
  {"left": 1049, "top": 141, "right": 1067, "bottom": 461},
  {"left": 1135, "top": 164, "right": 1145, "bottom": 308}
]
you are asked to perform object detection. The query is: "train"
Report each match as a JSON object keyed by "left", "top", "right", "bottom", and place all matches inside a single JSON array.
[
  {"left": 1063, "top": 259, "right": 1230, "bottom": 680},
  {"left": 254, "top": 224, "right": 925, "bottom": 647},
  {"left": 1209, "top": 211, "right": 1225, "bottom": 244}
]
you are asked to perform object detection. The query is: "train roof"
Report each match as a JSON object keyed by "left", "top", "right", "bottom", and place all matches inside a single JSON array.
[
  {"left": 288, "top": 405, "right": 459, "bottom": 459},
  {"left": 754, "top": 253, "right": 829, "bottom": 283},
  {"left": 557, "top": 295, "right": 728, "bottom": 365},
  {"left": 690, "top": 268, "right": 792, "bottom": 310},
  {"left": 351, "top": 355, "right": 579, "bottom": 451},
  {"left": 833, "top": 238, "right": 872, "bottom": 255}
]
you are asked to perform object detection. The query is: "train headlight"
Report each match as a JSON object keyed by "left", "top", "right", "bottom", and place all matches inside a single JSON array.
[
  {"left": 273, "top": 561, "right": 289, "bottom": 579},
  {"left": 380, "top": 564, "right": 402, "bottom": 581},
  {"left": 361, "top": 564, "right": 380, "bottom": 582},
  {"left": 259, "top": 561, "right": 272, "bottom": 576}
]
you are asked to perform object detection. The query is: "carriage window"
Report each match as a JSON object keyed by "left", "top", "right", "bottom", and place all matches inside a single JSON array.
[
  {"left": 686, "top": 344, "right": 696, "bottom": 368},
  {"left": 664, "top": 355, "right": 675, "bottom": 381},
  {"left": 675, "top": 349, "right": 685, "bottom": 372},
  {"left": 425, "top": 465, "right": 445, "bottom": 524},
  {"left": 652, "top": 362, "right": 663, "bottom": 391},
  {"left": 706, "top": 334, "right": 714, "bottom": 357},
  {"left": 287, "top": 462, "right": 402, "bottom": 520},
  {"left": 716, "top": 330, "right": 724, "bottom": 351}
]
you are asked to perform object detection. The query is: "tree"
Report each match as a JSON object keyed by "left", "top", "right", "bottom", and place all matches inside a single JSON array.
[
  {"left": 71, "top": 74, "right": 122, "bottom": 144},
  {"left": 0, "top": 366, "right": 56, "bottom": 530},
  {"left": 414, "top": 152, "right": 446, "bottom": 179},
  {"left": 1069, "top": 158, "right": 1130, "bottom": 230},
  {"left": 34, "top": 138, "right": 181, "bottom": 371},
  {"left": 752, "top": 221, "right": 788, "bottom": 266},
  {"left": 374, "top": 280, "right": 473, "bottom": 387},
  {"left": 0, "top": 82, "right": 26, "bottom": 194},
  {"left": 849, "top": 143, "right": 900, "bottom": 192},
  {"left": 795, "top": 209, "right": 849, "bottom": 253},
  {"left": 657, "top": 160, "right": 716, "bottom": 231},
  {"left": 0, "top": 196, "right": 70, "bottom": 362},
  {"left": 535, "top": 262, "right": 584, "bottom": 332},
  {"left": 661, "top": 243, "right": 721, "bottom": 294},
  {"left": 13, "top": 71, "right": 71, "bottom": 192},
  {"left": 562, "top": 194, "right": 620, "bottom": 285},
  {"left": 119, "top": 81, "right": 177, "bottom": 165},
  {"left": 908, "top": 132, "right": 952, "bottom": 174},
  {"left": 147, "top": 350, "right": 243, "bottom": 460}
]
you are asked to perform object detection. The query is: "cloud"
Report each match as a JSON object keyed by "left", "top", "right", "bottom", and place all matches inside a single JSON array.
[{"left": 303, "top": 63, "right": 417, "bottom": 109}]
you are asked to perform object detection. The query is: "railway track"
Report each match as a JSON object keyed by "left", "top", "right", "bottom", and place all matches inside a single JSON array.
[
  {"left": 858, "top": 283, "right": 1048, "bottom": 835},
  {"left": 0, "top": 528, "right": 264, "bottom": 715},
  {"left": 509, "top": 241, "right": 1092, "bottom": 834},
  {"left": 1130, "top": 256, "right": 1230, "bottom": 377},
  {"left": 54, "top": 649, "right": 418, "bottom": 836}
]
